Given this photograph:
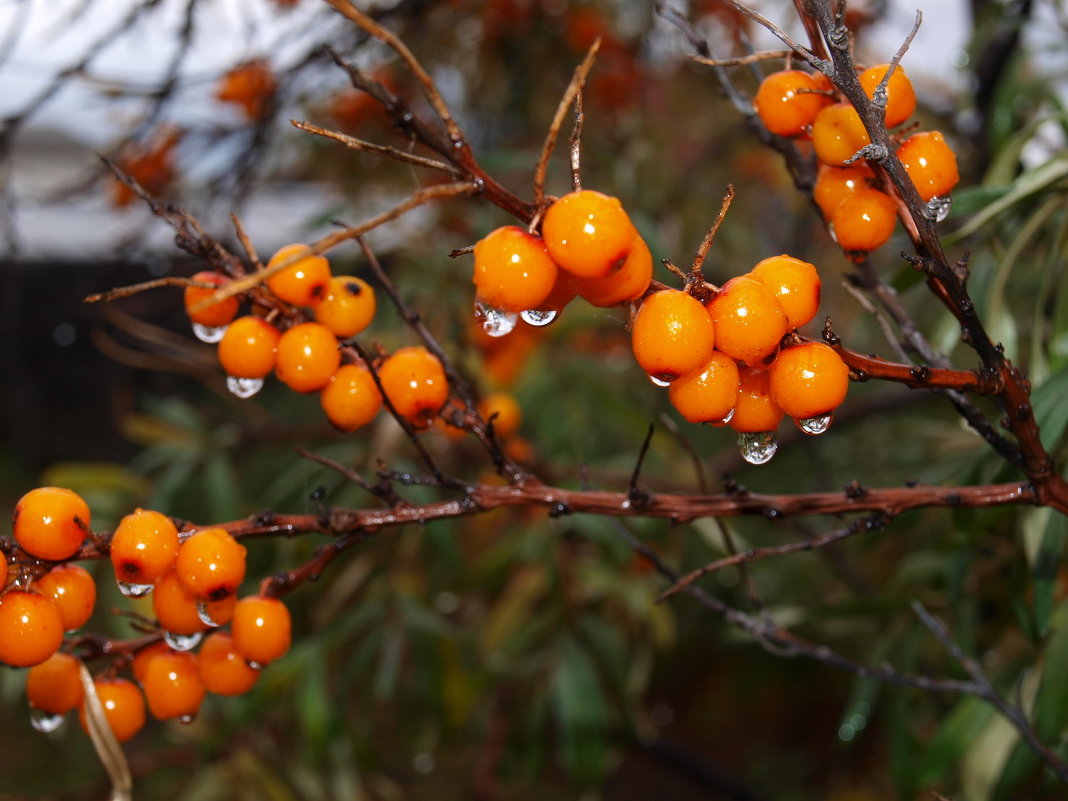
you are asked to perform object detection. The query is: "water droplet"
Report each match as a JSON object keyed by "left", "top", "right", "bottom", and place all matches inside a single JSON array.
[
  {"left": 926, "top": 195, "right": 952, "bottom": 222},
  {"left": 226, "top": 375, "right": 264, "bottom": 398},
  {"left": 177, "top": 713, "right": 197, "bottom": 725},
  {"left": 192, "top": 322, "right": 227, "bottom": 343},
  {"left": 196, "top": 601, "right": 221, "bottom": 627},
  {"left": 520, "top": 308, "right": 558, "bottom": 327},
  {"left": 29, "top": 708, "right": 65, "bottom": 733},
  {"left": 474, "top": 300, "right": 518, "bottom": 338},
  {"left": 797, "top": 413, "right": 832, "bottom": 435},
  {"left": 648, "top": 374, "right": 671, "bottom": 388},
  {"left": 163, "top": 630, "right": 203, "bottom": 651},
  {"left": 715, "top": 407, "right": 736, "bottom": 425},
  {"left": 738, "top": 431, "right": 778, "bottom": 465},
  {"left": 117, "top": 581, "right": 154, "bottom": 598},
  {"left": 827, "top": 220, "right": 838, "bottom": 244},
  {"left": 246, "top": 659, "right": 265, "bottom": 671}
]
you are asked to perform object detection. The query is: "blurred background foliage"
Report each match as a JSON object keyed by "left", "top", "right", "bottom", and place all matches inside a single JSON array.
[{"left": 1, "top": 0, "right": 1068, "bottom": 799}]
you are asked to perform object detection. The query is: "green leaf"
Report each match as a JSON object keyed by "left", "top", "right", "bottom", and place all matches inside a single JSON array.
[
  {"left": 550, "top": 636, "right": 611, "bottom": 784},
  {"left": 1032, "top": 512, "right": 1067, "bottom": 637},
  {"left": 916, "top": 697, "right": 996, "bottom": 788}
]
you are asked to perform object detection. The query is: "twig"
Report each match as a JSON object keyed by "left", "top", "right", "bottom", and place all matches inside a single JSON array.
[
  {"left": 290, "top": 119, "right": 461, "bottom": 174},
  {"left": 690, "top": 185, "right": 735, "bottom": 282},
  {"left": 689, "top": 50, "right": 792, "bottom": 67}
]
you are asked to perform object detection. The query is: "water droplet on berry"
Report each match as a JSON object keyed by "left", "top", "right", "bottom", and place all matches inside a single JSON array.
[
  {"left": 196, "top": 601, "right": 221, "bottom": 627},
  {"left": 29, "top": 708, "right": 66, "bottom": 733},
  {"left": 797, "top": 413, "right": 833, "bottom": 435},
  {"left": 226, "top": 375, "right": 264, "bottom": 398},
  {"left": 192, "top": 322, "right": 227, "bottom": 343},
  {"left": 827, "top": 220, "right": 838, "bottom": 244},
  {"left": 520, "top": 308, "right": 558, "bottom": 327},
  {"left": 648, "top": 374, "right": 671, "bottom": 388},
  {"left": 177, "top": 713, "right": 197, "bottom": 725},
  {"left": 246, "top": 659, "right": 265, "bottom": 671},
  {"left": 116, "top": 580, "right": 154, "bottom": 598},
  {"left": 738, "top": 431, "right": 778, "bottom": 465},
  {"left": 717, "top": 407, "right": 736, "bottom": 425},
  {"left": 163, "top": 630, "right": 203, "bottom": 651},
  {"left": 926, "top": 195, "right": 952, "bottom": 222},
  {"left": 474, "top": 300, "right": 518, "bottom": 338}
]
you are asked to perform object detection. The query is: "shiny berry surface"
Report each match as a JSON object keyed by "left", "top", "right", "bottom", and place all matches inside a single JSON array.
[
  {"left": 377, "top": 346, "right": 450, "bottom": 430},
  {"left": 749, "top": 255, "right": 822, "bottom": 330},
  {"left": 473, "top": 226, "right": 559, "bottom": 312},
  {"left": 217, "top": 316, "right": 280, "bottom": 379},
  {"left": 152, "top": 570, "right": 209, "bottom": 636},
  {"left": 35, "top": 564, "right": 96, "bottom": 632},
  {"left": 707, "top": 276, "right": 789, "bottom": 365},
  {"left": 132, "top": 641, "right": 178, "bottom": 684},
  {"left": 631, "top": 289, "right": 716, "bottom": 383},
  {"left": 831, "top": 188, "right": 898, "bottom": 253},
  {"left": 769, "top": 342, "right": 850, "bottom": 420},
  {"left": 812, "top": 103, "right": 871, "bottom": 167},
  {"left": 275, "top": 322, "right": 342, "bottom": 394},
  {"left": 813, "top": 163, "right": 875, "bottom": 220},
  {"left": 183, "top": 271, "right": 240, "bottom": 328},
  {"left": 79, "top": 678, "right": 145, "bottom": 743},
  {"left": 320, "top": 363, "right": 383, "bottom": 432},
  {"left": 859, "top": 63, "right": 916, "bottom": 128},
  {"left": 313, "top": 275, "right": 376, "bottom": 338},
  {"left": 898, "top": 131, "right": 960, "bottom": 202},
  {"left": 668, "top": 351, "right": 741, "bottom": 424},
  {"left": 175, "top": 528, "right": 247, "bottom": 601},
  {"left": 26, "top": 651, "right": 84, "bottom": 714},
  {"left": 265, "top": 243, "right": 331, "bottom": 306},
  {"left": 541, "top": 189, "right": 636, "bottom": 279},
  {"left": 198, "top": 631, "right": 260, "bottom": 696},
  {"left": 753, "top": 70, "right": 832, "bottom": 137},
  {"left": 13, "top": 486, "right": 90, "bottom": 561},
  {"left": 0, "top": 591, "right": 64, "bottom": 667},
  {"left": 232, "top": 595, "right": 292, "bottom": 666},
  {"left": 729, "top": 366, "right": 785, "bottom": 433},
  {"left": 573, "top": 233, "right": 653, "bottom": 308},
  {"left": 143, "top": 651, "right": 206, "bottom": 721},
  {"left": 110, "top": 508, "right": 180, "bottom": 586}
]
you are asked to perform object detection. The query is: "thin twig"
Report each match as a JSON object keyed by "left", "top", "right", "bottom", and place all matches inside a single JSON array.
[{"left": 291, "top": 119, "right": 461, "bottom": 174}]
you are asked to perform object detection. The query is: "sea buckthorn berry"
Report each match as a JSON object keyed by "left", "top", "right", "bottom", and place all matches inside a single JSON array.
[
  {"left": 143, "top": 651, "right": 206, "bottom": 721},
  {"left": 153, "top": 571, "right": 208, "bottom": 636},
  {"left": 753, "top": 70, "right": 833, "bottom": 137},
  {"left": 175, "top": 528, "right": 247, "bottom": 602},
  {"left": 749, "top": 255, "right": 822, "bottom": 330},
  {"left": 812, "top": 103, "right": 871, "bottom": 167},
  {"left": 275, "top": 322, "right": 342, "bottom": 394},
  {"left": 668, "top": 351, "right": 741, "bottom": 424},
  {"left": 232, "top": 595, "right": 292, "bottom": 666},
  {"left": 79, "top": 678, "right": 145, "bottom": 743},
  {"left": 0, "top": 591, "right": 64, "bottom": 667},
  {"left": 898, "top": 131, "right": 960, "bottom": 202},
  {"left": 26, "top": 652, "right": 84, "bottom": 715},
  {"left": 218, "top": 316, "right": 280, "bottom": 379},
  {"left": 541, "top": 189, "right": 637, "bottom": 279},
  {"left": 831, "top": 188, "right": 898, "bottom": 253},
  {"left": 631, "top": 289, "right": 716, "bottom": 383},
  {"left": 473, "top": 226, "right": 559, "bottom": 313},
  {"left": 13, "top": 486, "right": 91, "bottom": 561},
  {"left": 35, "top": 564, "right": 96, "bottom": 632},
  {"left": 313, "top": 275, "right": 376, "bottom": 338},
  {"left": 768, "top": 342, "right": 849, "bottom": 420},
  {"left": 729, "top": 366, "right": 785, "bottom": 433},
  {"left": 183, "top": 271, "right": 240, "bottom": 328},
  {"left": 265, "top": 244, "right": 332, "bottom": 306},
  {"left": 573, "top": 233, "right": 653, "bottom": 308},
  {"left": 477, "top": 392, "right": 522, "bottom": 439},
  {"left": 198, "top": 631, "right": 260, "bottom": 696},
  {"left": 216, "top": 59, "right": 276, "bottom": 121},
  {"left": 320, "top": 363, "right": 383, "bottom": 432},
  {"left": 859, "top": 63, "right": 916, "bottom": 128},
  {"left": 377, "top": 346, "right": 450, "bottom": 430},
  {"left": 110, "top": 508, "right": 180, "bottom": 587},
  {"left": 707, "top": 276, "right": 789, "bottom": 365},
  {"left": 813, "top": 163, "right": 875, "bottom": 220},
  {"left": 524, "top": 269, "right": 578, "bottom": 322},
  {"left": 131, "top": 641, "right": 177, "bottom": 684}
]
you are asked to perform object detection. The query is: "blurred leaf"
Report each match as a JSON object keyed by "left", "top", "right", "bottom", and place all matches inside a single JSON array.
[
  {"left": 1032, "top": 512, "right": 1066, "bottom": 637},
  {"left": 550, "top": 636, "right": 611, "bottom": 785},
  {"left": 916, "top": 696, "right": 995, "bottom": 789},
  {"left": 480, "top": 564, "right": 549, "bottom": 657}
]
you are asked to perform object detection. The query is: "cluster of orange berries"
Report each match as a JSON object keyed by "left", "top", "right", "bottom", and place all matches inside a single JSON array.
[
  {"left": 632, "top": 255, "right": 848, "bottom": 463},
  {"left": 754, "top": 64, "right": 959, "bottom": 253},
  {"left": 1, "top": 487, "right": 291, "bottom": 741}
]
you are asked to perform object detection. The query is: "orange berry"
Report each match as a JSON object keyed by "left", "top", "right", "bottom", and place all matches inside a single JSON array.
[
  {"left": 1, "top": 557, "right": 7, "bottom": 588},
  {"left": 768, "top": 342, "right": 849, "bottom": 420},
  {"left": 183, "top": 271, "right": 239, "bottom": 328},
  {"left": 79, "top": 678, "right": 145, "bottom": 743},
  {"left": 35, "top": 564, "right": 96, "bottom": 632},
  {"left": 198, "top": 631, "right": 260, "bottom": 696},
  {"left": 707, "top": 276, "right": 789, "bottom": 365},
  {"left": 110, "top": 508, "right": 180, "bottom": 587},
  {"left": 152, "top": 571, "right": 208, "bottom": 637},
  {"left": 0, "top": 590, "right": 64, "bottom": 667},
  {"left": 668, "top": 351, "right": 741, "bottom": 424},
  {"left": 520, "top": 269, "right": 578, "bottom": 323},
  {"left": 217, "top": 316, "right": 280, "bottom": 379},
  {"left": 131, "top": 640, "right": 177, "bottom": 684},
  {"left": 13, "top": 486, "right": 90, "bottom": 561},
  {"left": 541, "top": 189, "right": 636, "bottom": 279},
  {"left": 749, "top": 255, "right": 822, "bottom": 330},
  {"left": 26, "top": 651, "right": 84, "bottom": 715},
  {"left": 729, "top": 366, "right": 785, "bottom": 433},
  {"left": 753, "top": 70, "right": 832, "bottom": 137},
  {"left": 477, "top": 392, "right": 522, "bottom": 439},
  {"left": 812, "top": 103, "right": 871, "bottom": 167},
  {"left": 813, "top": 163, "right": 875, "bottom": 220},
  {"left": 216, "top": 59, "right": 276, "bottom": 120},
  {"left": 831, "top": 188, "right": 898, "bottom": 252},
  {"left": 275, "top": 322, "right": 341, "bottom": 394},
  {"left": 143, "top": 651, "right": 206, "bottom": 721},
  {"left": 473, "top": 226, "right": 559, "bottom": 312},
  {"left": 320, "top": 363, "right": 383, "bottom": 432},
  {"left": 631, "top": 289, "right": 716, "bottom": 383},
  {"left": 898, "top": 131, "right": 959, "bottom": 202},
  {"left": 265, "top": 244, "right": 332, "bottom": 306},
  {"left": 313, "top": 275, "right": 376, "bottom": 338},
  {"left": 573, "top": 233, "right": 653, "bottom": 307},
  {"left": 231, "top": 595, "right": 291, "bottom": 666},
  {"left": 377, "top": 346, "right": 450, "bottom": 430},
  {"left": 859, "top": 63, "right": 916, "bottom": 128},
  {"left": 175, "top": 528, "right": 247, "bottom": 602}
]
